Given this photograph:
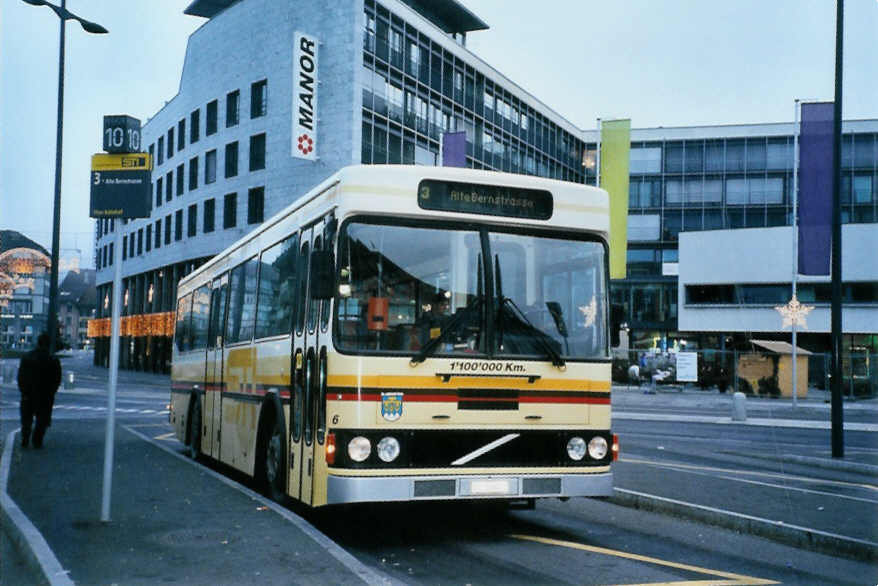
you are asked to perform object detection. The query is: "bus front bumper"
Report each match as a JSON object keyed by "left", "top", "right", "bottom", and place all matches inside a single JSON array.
[{"left": 326, "top": 472, "right": 612, "bottom": 504}]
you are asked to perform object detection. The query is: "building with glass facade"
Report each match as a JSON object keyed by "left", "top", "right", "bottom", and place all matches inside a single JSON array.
[
  {"left": 587, "top": 121, "right": 878, "bottom": 355},
  {"left": 92, "top": 0, "right": 877, "bottom": 371}
]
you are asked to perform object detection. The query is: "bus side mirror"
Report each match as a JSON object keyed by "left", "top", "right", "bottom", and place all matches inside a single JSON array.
[
  {"left": 610, "top": 303, "right": 624, "bottom": 348},
  {"left": 310, "top": 250, "right": 335, "bottom": 300}
]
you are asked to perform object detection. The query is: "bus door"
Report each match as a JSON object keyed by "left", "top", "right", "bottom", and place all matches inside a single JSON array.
[
  {"left": 290, "top": 220, "right": 331, "bottom": 505},
  {"left": 205, "top": 276, "right": 228, "bottom": 460}
]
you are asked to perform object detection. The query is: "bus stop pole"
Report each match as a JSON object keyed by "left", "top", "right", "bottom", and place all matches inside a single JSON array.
[{"left": 101, "top": 226, "right": 123, "bottom": 522}]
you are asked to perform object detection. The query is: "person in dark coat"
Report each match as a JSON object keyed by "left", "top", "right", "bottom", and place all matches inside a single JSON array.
[{"left": 18, "top": 332, "right": 62, "bottom": 448}]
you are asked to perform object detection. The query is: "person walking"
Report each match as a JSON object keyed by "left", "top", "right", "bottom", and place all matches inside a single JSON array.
[{"left": 17, "top": 332, "right": 62, "bottom": 449}]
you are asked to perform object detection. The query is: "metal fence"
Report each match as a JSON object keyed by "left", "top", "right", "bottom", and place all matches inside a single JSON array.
[{"left": 613, "top": 348, "right": 877, "bottom": 399}]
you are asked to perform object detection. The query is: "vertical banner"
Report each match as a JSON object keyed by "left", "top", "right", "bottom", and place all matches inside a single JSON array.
[
  {"left": 600, "top": 119, "right": 631, "bottom": 279},
  {"left": 292, "top": 31, "right": 319, "bottom": 160},
  {"left": 442, "top": 131, "right": 466, "bottom": 167},
  {"left": 798, "top": 102, "right": 833, "bottom": 275}
]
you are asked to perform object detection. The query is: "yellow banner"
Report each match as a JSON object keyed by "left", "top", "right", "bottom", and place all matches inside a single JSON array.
[
  {"left": 600, "top": 119, "right": 630, "bottom": 279},
  {"left": 91, "top": 152, "right": 152, "bottom": 171}
]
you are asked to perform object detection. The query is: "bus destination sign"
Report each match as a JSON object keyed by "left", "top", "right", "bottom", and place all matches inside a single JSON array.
[
  {"left": 90, "top": 153, "right": 152, "bottom": 218},
  {"left": 417, "top": 180, "right": 552, "bottom": 220}
]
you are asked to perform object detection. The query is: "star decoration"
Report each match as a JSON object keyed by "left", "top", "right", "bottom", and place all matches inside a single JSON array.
[
  {"left": 578, "top": 296, "right": 597, "bottom": 328},
  {"left": 775, "top": 295, "right": 814, "bottom": 329}
]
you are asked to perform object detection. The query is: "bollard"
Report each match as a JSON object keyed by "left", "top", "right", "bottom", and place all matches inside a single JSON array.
[
  {"left": 65, "top": 372, "right": 75, "bottom": 390},
  {"left": 732, "top": 391, "right": 747, "bottom": 421}
]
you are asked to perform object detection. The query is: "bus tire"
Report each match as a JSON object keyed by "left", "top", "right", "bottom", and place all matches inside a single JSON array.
[
  {"left": 187, "top": 395, "right": 202, "bottom": 460},
  {"left": 257, "top": 404, "right": 287, "bottom": 503}
]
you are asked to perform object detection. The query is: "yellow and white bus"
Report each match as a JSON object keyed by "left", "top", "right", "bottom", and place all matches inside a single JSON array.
[{"left": 170, "top": 165, "right": 617, "bottom": 507}]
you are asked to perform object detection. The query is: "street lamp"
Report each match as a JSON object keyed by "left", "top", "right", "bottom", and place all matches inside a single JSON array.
[{"left": 21, "top": 0, "right": 107, "bottom": 353}]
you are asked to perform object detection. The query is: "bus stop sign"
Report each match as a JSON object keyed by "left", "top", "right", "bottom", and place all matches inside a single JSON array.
[{"left": 90, "top": 153, "right": 152, "bottom": 218}]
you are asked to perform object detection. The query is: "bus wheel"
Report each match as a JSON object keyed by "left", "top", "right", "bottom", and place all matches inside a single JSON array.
[
  {"left": 187, "top": 398, "right": 201, "bottom": 460},
  {"left": 260, "top": 413, "right": 286, "bottom": 503}
]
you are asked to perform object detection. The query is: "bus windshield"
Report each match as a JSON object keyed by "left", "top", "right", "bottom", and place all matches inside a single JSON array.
[{"left": 335, "top": 218, "right": 607, "bottom": 360}]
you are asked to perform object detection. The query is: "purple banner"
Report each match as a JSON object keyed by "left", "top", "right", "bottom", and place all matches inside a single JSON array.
[
  {"left": 442, "top": 131, "right": 466, "bottom": 167},
  {"left": 798, "top": 102, "right": 834, "bottom": 275}
]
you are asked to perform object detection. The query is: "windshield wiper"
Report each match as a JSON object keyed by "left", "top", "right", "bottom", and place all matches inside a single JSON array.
[
  {"left": 410, "top": 294, "right": 484, "bottom": 365},
  {"left": 494, "top": 254, "right": 565, "bottom": 369},
  {"left": 498, "top": 297, "right": 566, "bottom": 368}
]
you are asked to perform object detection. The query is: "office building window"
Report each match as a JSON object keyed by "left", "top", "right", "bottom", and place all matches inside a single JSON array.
[
  {"left": 176, "top": 164, "right": 184, "bottom": 196},
  {"left": 157, "top": 136, "right": 164, "bottom": 165},
  {"left": 128, "top": 232, "right": 135, "bottom": 258},
  {"left": 249, "top": 133, "right": 266, "bottom": 171},
  {"left": 155, "top": 219, "right": 161, "bottom": 248},
  {"left": 205, "top": 149, "right": 217, "bottom": 184},
  {"left": 177, "top": 119, "right": 186, "bottom": 151},
  {"left": 108, "top": 243, "right": 113, "bottom": 265},
  {"left": 224, "top": 193, "right": 237, "bottom": 229},
  {"left": 146, "top": 225, "right": 152, "bottom": 252},
  {"left": 190, "top": 109, "right": 200, "bottom": 143},
  {"left": 165, "top": 214, "right": 172, "bottom": 244},
  {"left": 251, "top": 79, "right": 267, "bottom": 118},
  {"left": 148, "top": 143, "right": 154, "bottom": 161},
  {"left": 137, "top": 229, "right": 143, "bottom": 255},
  {"left": 155, "top": 178, "right": 162, "bottom": 207},
  {"left": 226, "top": 90, "right": 240, "bottom": 127},
  {"left": 122, "top": 235, "right": 128, "bottom": 260},
  {"left": 248, "top": 187, "right": 264, "bottom": 224},
  {"left": 206, "top": 99, "right": 218, "bottom": 135},
  {"left": 175, "top": 210, "right": 183, "bottom": 241},
  {"left": 204, "top": 198, "right": 215, "bottom": 233},
  {"left": 166, "top": 171, "right": 173, "bottom": 202},
  {"left": 225, "top": 141, "right": 238, "bottom": 178},
  {"left": 188, "top": 204, "right": 197, "bottom": 237},
  {"left": 189, "top": 156, "right": 199, "bottom": 190},
  {"left": 167, "top": 128, "right": 175, "bottom": 159}
]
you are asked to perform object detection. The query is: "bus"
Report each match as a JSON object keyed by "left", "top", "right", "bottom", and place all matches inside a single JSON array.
[{"left": 170, "top": 165, "right": 618, "bottom": 507}]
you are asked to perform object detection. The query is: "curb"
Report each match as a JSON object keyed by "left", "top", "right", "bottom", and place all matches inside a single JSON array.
[
  {"left": 0, "top": 429, "right": 74, "bottom": 586},
  {"left": 611, "top": 487, "right": 878, "bottom": 562}
]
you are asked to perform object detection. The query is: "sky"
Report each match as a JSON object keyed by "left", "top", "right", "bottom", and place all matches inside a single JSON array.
[{"left": 1, "top": 0, "right": 875, "bottom": 270}]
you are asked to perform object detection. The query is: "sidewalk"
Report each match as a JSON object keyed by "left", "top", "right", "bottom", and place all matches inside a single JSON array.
[{"left": 1, "top": 421, "right": 384, "bottom": 585}]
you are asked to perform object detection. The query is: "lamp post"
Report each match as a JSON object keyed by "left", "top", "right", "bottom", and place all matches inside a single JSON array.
[{"left": 21, "top": 0, "right": 107, "bottom": 353}]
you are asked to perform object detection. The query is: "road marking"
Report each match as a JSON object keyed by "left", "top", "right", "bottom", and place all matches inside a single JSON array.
[
  {"left": 509, "top": 534, "right": 777, "bottom": 585},
  {"left": 622, "top": 456, "right": 878, "bottom": 493},
  {"left": 153, "top": 432, "right": 176, "bottom": 440},
  {"left": 710, "top": 472, "right": 878, "bottom": 504}
]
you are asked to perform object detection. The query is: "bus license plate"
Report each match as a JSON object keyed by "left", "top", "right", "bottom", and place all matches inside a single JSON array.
[{"left": 467, "top": 478, "right": 516, "bottom": 496}]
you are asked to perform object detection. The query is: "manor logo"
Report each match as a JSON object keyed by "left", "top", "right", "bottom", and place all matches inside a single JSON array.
[{"left": 292, "top": 32, "right": 318, "bottom": 161}]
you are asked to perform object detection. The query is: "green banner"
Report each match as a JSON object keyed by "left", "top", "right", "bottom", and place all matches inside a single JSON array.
[{"left": 600, "top": 119, "right": 631, "bottom": 279}]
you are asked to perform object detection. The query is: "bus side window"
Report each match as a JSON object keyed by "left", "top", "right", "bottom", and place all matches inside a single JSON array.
[
  {"left": 191, "top": 285, "right": 210, "bottom": 350},
  {"left": 255, "top": 234, "right": 298, "bottom": 339},
  {"left": 174, "top": 293, "right": 193, "bottom": 352}
]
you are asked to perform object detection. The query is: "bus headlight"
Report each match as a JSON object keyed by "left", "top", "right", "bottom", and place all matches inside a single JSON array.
[
  {"left": 588, "top": 436, "right": 609, "bottom": 460},
  {"left": 347, "top": 436, "right": 371, "bottom": 462},
  {"left": 566, "top": 437, "right": 586, "bottom": 461},
  {"left": 376, "top": 436, "right": 400, "bottom": 462}
]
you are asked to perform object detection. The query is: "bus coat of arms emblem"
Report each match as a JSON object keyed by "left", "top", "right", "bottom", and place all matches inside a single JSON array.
[{"left": 381, "top": 392, "right": 403, "bottom": 421}]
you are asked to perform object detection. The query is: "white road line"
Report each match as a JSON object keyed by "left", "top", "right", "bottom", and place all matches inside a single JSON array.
[
  {"left": 614, "top": 411, "right": 878, "bottom": 432},
  {"left": 623, "top": 456, "right": 878, "bottom": 492}
]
